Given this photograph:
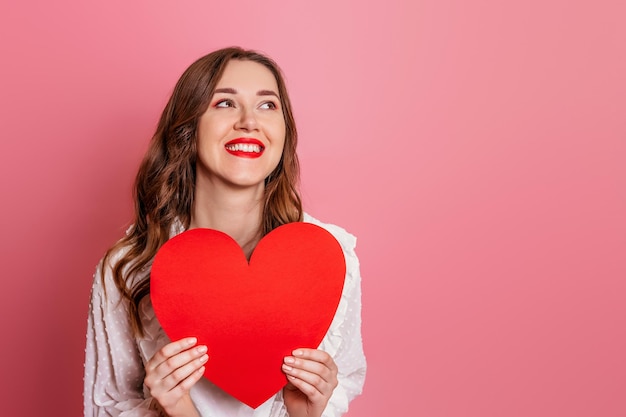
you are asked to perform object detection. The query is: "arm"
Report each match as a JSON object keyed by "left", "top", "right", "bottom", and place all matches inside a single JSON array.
[
  {"left": 84, "top": 260, "right": 159, "bottom": 417},
  {"left": 318, "top": 234, "right": 367, "bottom": 417}
]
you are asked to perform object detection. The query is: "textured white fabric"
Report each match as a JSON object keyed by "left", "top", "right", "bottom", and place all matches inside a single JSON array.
[{"left": 84, "top": 213, "right": 366, "bottom": 417}]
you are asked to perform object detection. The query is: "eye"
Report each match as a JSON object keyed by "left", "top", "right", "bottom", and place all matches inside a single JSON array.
[
  {"left": 259, "top": 101, "right": 278, "bottom": 110},
  {"left": 215, "top": 99, "right": 234, "bottom": 108}
]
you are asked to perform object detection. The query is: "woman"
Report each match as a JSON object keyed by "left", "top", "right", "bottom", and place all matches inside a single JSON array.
[{"left": 84, "top": 47, "right": 366, "bottom": 417}]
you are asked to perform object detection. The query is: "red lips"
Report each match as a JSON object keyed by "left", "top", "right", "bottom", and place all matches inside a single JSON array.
[{"left": 225, "top": 138, "right": 265, "bottom": 158}]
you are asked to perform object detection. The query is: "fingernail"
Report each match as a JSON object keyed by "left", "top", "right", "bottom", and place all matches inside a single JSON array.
[
  {"left": 282, "top": 364, "right": 293, "bottom": 371},
  {"left": 188, "top": 337, "right": 197, "bottom": 346},
  {"left": 197, "top": 345, "right": 208, "bottom": 354},
  {"left": 284, "top": 357, "right": 295, "bottom": 364},
  {"left": 200, "top": 354, "right": 208, "bottom": 363},
  {"left": 293, "top": 350, "right": 303, "bottom": 356}
]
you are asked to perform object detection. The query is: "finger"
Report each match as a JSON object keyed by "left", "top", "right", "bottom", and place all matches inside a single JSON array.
[
  {"left": 164, "top": 351, "right": 208, "bottom": 384},
  {"left": 283, "top": 350, "right": 337, "bottom": 385},
  {"left": 282, "top": 352, "right": 338, "bottom": 398},
  {"left": 147, "top": 337, "right": 199, "bottom": 371},
  {"left": 145, "top": 339, "right": 208, "bottom": 393},
  {"left": 283, "top": 357, "right": 332, "bottom": 385},
  {"left": 150, "top": 365, "right": 206, "bottom": 411},
  {"left": 154, "top": 344, "right": 208, "bottom": 379},
  {"left": 291, "top": 349, "right": 338, "bottom": 372},
  {"left": 283, "top": 371, "right": 327, "bottom": 401},
  {"left": 172, "top": 364, "right": 206, "bottom": 393},
  {"left": 150, "top": 339, "right": 207, "bottom": 375},
  {"left": 282, "top": 361, "right": 336, "bottom": 394},
  {"left": 147, "top": 352, "right": 208, "bottom": 394}
]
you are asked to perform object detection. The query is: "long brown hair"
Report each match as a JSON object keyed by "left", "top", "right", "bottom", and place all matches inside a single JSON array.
[{"left": 102, "top": 47, "right": 303, "bottom": 336}]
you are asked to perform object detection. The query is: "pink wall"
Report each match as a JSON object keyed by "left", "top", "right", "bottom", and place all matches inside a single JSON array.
[{"left": 1, "top": 1, "right": 624, "bottom": 416}]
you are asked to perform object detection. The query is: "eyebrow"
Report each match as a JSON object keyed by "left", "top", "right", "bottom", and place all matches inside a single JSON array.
[{"left": 213, "top": 87, "right": 279, "bottom": 98}]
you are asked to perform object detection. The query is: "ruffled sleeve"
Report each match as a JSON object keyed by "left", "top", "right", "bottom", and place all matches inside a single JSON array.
[
  {"left": 84, "top": 256, "right": 159, "bottom": 417},
  {"left": 304, "top": 215, "right": 367, "bottom": 417}
]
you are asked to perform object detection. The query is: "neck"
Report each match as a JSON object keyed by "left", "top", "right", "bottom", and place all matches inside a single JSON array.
[{"left": 190, "top": 179, "right": 265, "bottom": 260}]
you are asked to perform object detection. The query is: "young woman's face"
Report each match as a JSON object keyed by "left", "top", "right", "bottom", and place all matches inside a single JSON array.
[{"left": 196, "top": 59, "right": 286, "bottom": 190}]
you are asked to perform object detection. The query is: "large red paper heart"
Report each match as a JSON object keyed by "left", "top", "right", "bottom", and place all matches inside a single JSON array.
[{"left": 150, "top": 222, "right": 346, "bottom": 409}]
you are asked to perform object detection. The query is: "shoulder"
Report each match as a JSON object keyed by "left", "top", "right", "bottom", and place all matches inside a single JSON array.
[
  {"left": 90, "top": 245, "right": 125, "bottom": 302},
  {"left": 91, "top": 242, "right": 146, "bottom": 302}
]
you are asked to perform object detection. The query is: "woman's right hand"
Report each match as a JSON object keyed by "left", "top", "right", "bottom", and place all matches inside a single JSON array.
[{"left": 144, "top": 337, "right": 208, "bottom": 417}]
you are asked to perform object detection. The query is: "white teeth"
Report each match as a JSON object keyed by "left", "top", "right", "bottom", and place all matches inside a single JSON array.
[{"left": 226, "top": 143, "right": 262, "bottom": 153}]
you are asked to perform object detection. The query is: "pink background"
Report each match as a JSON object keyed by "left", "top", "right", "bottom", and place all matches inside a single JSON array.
[{"left": 1, "top": 1, "right": 624, "bottom": 416}]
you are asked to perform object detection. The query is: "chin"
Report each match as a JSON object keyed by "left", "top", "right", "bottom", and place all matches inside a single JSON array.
[{"left": 228, "top": 177, "right": 268, "bottom": 189}]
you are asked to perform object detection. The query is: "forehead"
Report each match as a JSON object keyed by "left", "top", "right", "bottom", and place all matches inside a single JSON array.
[{"left": 215, "top": 59, "right": 279, "bottom": 92}]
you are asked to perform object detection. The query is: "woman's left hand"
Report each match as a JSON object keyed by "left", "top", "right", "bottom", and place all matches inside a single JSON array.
[{"left": 282, "top": 348, "right": 338, "bottom": 417}]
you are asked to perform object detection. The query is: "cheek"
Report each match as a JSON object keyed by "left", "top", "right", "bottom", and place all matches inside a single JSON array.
[
  {"left": 274, "top": 120, "right": 287, "bottom": 147},
  {"left": 275, "top": 130, "right": 286, "bottom": 156}
]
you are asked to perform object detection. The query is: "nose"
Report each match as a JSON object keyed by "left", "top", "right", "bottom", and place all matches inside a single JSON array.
[{"left": 235, "top": 107, "right": 258, "bottom": 131}]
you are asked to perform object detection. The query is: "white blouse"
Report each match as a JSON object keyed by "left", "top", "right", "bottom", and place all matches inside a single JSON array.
[{"left": 84, "top": 213, "right": 366, "bottom": 417}]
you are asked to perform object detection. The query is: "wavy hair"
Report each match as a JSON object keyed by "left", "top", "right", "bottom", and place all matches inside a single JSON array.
[{"left": 102, "top": 47, "right": 303, "bottom": 336}]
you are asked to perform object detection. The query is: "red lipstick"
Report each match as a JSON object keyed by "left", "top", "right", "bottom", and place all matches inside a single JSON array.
[{"left": 224, "top": 138, "right": 265, "bottom": 158}]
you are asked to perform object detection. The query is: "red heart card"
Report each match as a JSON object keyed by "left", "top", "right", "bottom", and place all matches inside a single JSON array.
[{"left": 150, "top": 222, "right": 346, "bottom": 409}]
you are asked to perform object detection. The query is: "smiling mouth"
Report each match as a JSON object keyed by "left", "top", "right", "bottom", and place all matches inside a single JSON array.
[
  {"left": 225, "top": 138, "right": 265, "bottom": 158},
  {"left": 225, "top": 143, "right": 263, "bottom": 153}
]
